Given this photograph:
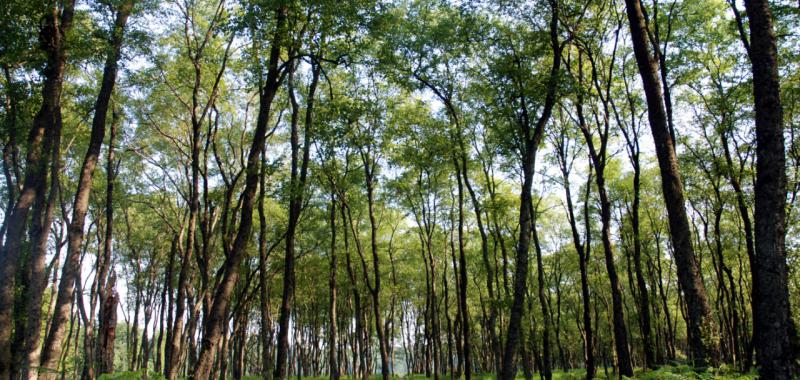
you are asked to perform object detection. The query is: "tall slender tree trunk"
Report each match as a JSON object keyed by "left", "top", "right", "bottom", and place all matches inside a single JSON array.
[
  {"left": 499, "top": 2, "right": 560, "bottom": 377},
  {"left": 37, "top": 3, "right": 131, "bottom": 377},
  {"left": 630, "top": 154, "right": 655, "bottom": 368},
  {"left": 559, "top": 152, "right": 595, "bottom": 379},
  {"left": 574, "top": 53, "right": 633, "bottom": 376},
  {"left": 328, "top": 192, "right": 340, "bottom": 380},
  {"left": 743, "top": 0, "right": 796, "bottom": 377},
  {"left": 532, "top": 207, "right": 552, "bottom": 380},
  {"left": 362, "top": 155, "right": 391, "bottom": 380},
  {"left": 96, "top": 107, "right": 121, "bottom": 377},
  {"left": 465, "top": 152, "right": 499, "bottom": 374},
  {"left": 456, "top": 169, "right": 471, "bottom": 380},
  {"left": 623, "top": 0, "right": 718, "bottom": 366},
  {"left": 0, "top": 3, "right": 75, "bottom": 378},
  {"left": 259, "top": 151, "right": 274, "bottom": 380},
  {"left": 17, "top": 112, "right": 61, "bottom": 380},
  {"left": 274, "top": 59, "right": 319, "bottom": 380},
  {"left": 194, "top": 7, "right": 288, "bottom": 380},
  {"left": 167, "top": 2, "right": 230, "bottom": 375}
]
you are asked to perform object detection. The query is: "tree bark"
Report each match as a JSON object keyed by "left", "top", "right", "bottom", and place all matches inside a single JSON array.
[
  {"left": 454, "top": 157, "right": 471, "bottom": 380},
  {"left": 623, "top": 0, "right": 719, "bottom": 366},
  {"left": 167, "top": 2, "right": 229, "bottom": 376},
  {"left": 259, "top": 151, "right": 274, "bottom": 380},
  {"left": 194, "top": 6, "right": 287, "bottom": 380},
  {"left": 328, "top": 192, "right": 340, "bottom": 380},
  {"left": 37, "top": 2, "right": 131, "bottom": 377},
  {"left": 96, "top": 107, "right": 121, "bottom": 377},
  {"left": 361, "top": 147, "right": 391, "bottom": 380},
  {"left": 0, "top": 3, "right": 75, "bottom": 377},
  {"left": 555, "top": 130, "right": 595, "bottom": 379},
  {"left": 274, "top": 58, "right": 319, "bottom": 380},
  {"left": 743, "top": 0, "right": 796, "bottom": 377},
  {"left": 499, "top": 2, "right": 561, "bottom": 378},
  {"left": 574, "top": 48, "right": 634, "bottom": 376},
  {"left": 531, "top": 205, "right": 552, "bottom": 380}
]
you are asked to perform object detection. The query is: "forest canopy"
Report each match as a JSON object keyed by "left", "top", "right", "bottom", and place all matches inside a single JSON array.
[{"left": 1, "top": 0, "right": 799, "bottom": 379}]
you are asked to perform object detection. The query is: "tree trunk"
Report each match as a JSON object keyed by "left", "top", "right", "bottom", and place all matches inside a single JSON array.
[
  {"left": 37, "top": 3, "right": 131, "bottom": 377},
  {"left": 532, "top": 207, "right": 552, "bottom": 380},
  {"left": 167, "top": 2, "right": 230, "bottom": 375},
  {"left": 17, "top": 111, "right": 61, "bottom": 380},
  {"left": 194, "top": 7, "right": 288, "bottom": 380},
  {"left": 556, "top": 132, "right": 595, "bottom": 379},
  {"left": 96, "top": 108, "right": 121, "bottom": 376},
  {"left": 622, "top": 0, "right": 718, "bottom": 366},
  {"left": 574, "top": 50, "right": 634, "bottom": 376},
  {"left": 454, "top": 156, "right": 471, "bottom": 380},
  {"left": 499, "top": 2, "right": 560, "bottom": 377},
  {"left": 274, "top": 58, "right": 318, "bottom": 380},
  {"left": 0, "top": 3, "right": 75, "bottom": 377},
  {"left": 362, "top": 153, "right": 391, "bottom": 380},
  {"left": 259, "top": 151, "right": 274, "bottom": 380},
  {"left": 744, "top": 0, "right": 796, "bottom": 377},
  {"left": 328, "top": 193, "right": 340, "bottom": 380}
]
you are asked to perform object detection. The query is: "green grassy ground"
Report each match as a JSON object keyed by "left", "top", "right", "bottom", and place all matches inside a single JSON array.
[{"left": 99, "top": 365, "right": 757, "bottom": 380}]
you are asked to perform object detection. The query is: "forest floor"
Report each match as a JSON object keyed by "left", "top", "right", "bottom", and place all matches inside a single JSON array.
[{"left": 98, "top": 365, "right": 757, "bottom": 380}]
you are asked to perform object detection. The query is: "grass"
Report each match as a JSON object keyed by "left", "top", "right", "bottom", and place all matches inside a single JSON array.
[{"left": 100, "top": 365, "right": 757, "bottom": 380}]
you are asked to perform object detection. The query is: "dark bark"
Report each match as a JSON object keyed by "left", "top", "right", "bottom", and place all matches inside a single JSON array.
[
  {"left": 572, "top": 31, "right": 635, "bottom": 374},
  {"left": 361, "top": 147, "right": 391, "bottom": 380},
  {"left": 499, "top": 2, "right": 561, "bottom": 378},
  {"left": 0, "top": 3, "right": 75, "bottom": 377},
  {"left": 557, "top": 135, "right": 595, "bottom": 379},
  {"left": 341, "top": 197, "right": 368, "bottom": 380},
  {"left": 328, "top": 192, "right": 340, "bottom": 380},
  {"left": 96, "top": 107, "right": 121, "bottom": 376},
  {"left": 454, "top": 158, "right": 471, "bottom": 380},
  {"left": 194, "top": 6, "right": 288, "bottom": 379},
  {"left": 574, "top": 82, "right": 634, "bottom": 377},
  {"left": 17, "top": 113, "right": 61, "bottom": 380},
  {"left": 532, "top": 206, "right": 552, "bottom": 380},
  {"left": 614, "top": 64, "right": 655, "bottom": 369},
  {"left": 623, "top": 0, "right": 719, "bottom": 366},
  {"left": 37, "top": 3, "right": 131, "bottom": 377},
  {"left": 167, "top": 3, "right": 229, "bottom": 377},
  {"left": 743, "top": 0, "right": 796, "bottom": 378},
  {"left": 469, "top": 145, "right": 501, "bottom": 374},
  {"left": 259, "top": 151, "right": 274, "bottom": 380},
  {"left": 274, "top": 58, "right": 319, "bottom": 380}
]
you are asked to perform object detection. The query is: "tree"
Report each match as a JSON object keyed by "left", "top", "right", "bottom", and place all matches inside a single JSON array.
[
  {"left": 0, "top": 2, "right": 75, "bottom": 377},
  {"left": 37, "top": 2, "right": 132, "bottom": 378},
  {"left": 193, "top": 3, "right": 288, "bottom": 379},
  {"left": 742, "top": 0, "right": 796, "bottom": 377},
  {"left": 499, "top": 2, "right": 563, "bottom": 378},
  {"left": 622, "top": 0, "right": 719, "bottom": 367}
]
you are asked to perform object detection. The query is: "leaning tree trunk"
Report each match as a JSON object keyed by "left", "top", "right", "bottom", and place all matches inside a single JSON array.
[
  {"left": 622, "top": 0, "right": 719, "bottom": 366},
  {"left": 0, "top": 3, "right": 75, "bottom": 378},
  {"left": 37, "top": 3, "right": 131, "bottom": 378},
  {"left": 743, "top": 0, "right": 796, "bottom": 378},
  {"left": 17, "top": 109, "right": 61, "bottom": 380},
  {"left": 194, "top": 8, "right": 288, "bottom": 379},
  {"left": 499, "top": 2, "right": 561, "bottom": 378}
]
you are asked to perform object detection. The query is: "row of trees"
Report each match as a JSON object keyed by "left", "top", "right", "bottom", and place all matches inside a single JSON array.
[{"left": 0, "top": 0, "right": 798, "bottom": 379}]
